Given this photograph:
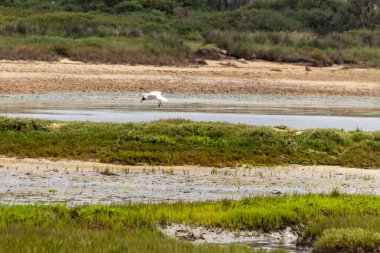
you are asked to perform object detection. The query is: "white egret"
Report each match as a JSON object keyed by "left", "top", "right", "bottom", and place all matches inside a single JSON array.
[{"left": 139, "top": 91, "right": 168, "bottom": 107}]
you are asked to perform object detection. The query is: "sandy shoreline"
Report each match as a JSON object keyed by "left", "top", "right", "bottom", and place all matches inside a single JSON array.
[{"left": 0, "top": 60, "right": 379, "bottom": 96}]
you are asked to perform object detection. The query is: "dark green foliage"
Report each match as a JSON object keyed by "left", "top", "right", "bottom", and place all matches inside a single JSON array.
[
  {"left": 0, "top": 0, "right": 379, "bottom": 65},
  {"left": 0, "top": 0, "right": 378, "bottom": 32},
  {"left": 0, "top": 117, "right": 379, "bottom": 168},
  {"left": 204, "top": 30, "right": 380, "bottom": 66}
]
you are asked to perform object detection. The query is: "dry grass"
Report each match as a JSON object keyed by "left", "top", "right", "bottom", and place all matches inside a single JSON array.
[{"left": 0, "top": 46, "right": 57, "bottom": 61}]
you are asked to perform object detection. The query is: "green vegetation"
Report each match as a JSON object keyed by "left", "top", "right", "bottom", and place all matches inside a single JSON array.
[
  {"left": 0, "top": 0, "right": 379, "bottom": 66},
  {"left": 0, "top": 117, "right": 379, "bottom": 168},
  {"left": 0, "top": 194, "right": 379, "bottom": 252},
  {"left": 304, "top": 216, "right": 380, "bottom": 241},
  {"left": 0, "top": 226, "right": 253, "bottom": 253},
  {"left": 1, "top": 194, "right": 379, "bottom": 231},
  {"left": 312, "top": 228, "right": 380, "bottom": 253},
  {"left": 0, "top": 116, "right": 378, "bottom": 252}
]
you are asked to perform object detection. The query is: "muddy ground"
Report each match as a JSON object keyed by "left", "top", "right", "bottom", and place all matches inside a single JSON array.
[
  {"left": 160, "top": 224, "right": 307, "bottom": 253},
  {"left": 0, "top": 157, "right": 378, "bottom": 206},
  {"left": 0, "top": 60, "right": 379, "bottom": 97}
]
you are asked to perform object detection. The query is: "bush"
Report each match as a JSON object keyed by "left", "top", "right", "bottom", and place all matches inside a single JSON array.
[
  {"left": 113, "top": 1, "right": 144, "bottom": 13},
  {"left": 0, "top": 1, "right": 379, "bottom": 66}
]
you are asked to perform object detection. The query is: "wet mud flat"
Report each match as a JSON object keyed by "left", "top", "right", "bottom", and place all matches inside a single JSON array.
[
  {"left": 0, "top": 157, "right": 378, "bottom": 206},
  {"left": 160, "top": 225, "right": 308, "bottom": 253},
  {"left": 0, "top": 157, "right": 378, "bottom": 253}
]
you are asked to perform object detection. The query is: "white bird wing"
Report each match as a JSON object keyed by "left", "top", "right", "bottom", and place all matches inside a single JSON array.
[
  {"left": 157, "top": 94, "right": 168, "bottom": 102},
  {"left": 149, "top": 91, "right": 162, "bottom": 96}
]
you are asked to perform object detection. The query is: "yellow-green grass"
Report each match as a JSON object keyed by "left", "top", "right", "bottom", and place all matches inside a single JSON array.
[
  {"left": 0, "top": 194, "right": 379, "bottom": 252},
  {"left": 0, "top": 226, "right": 254, "bottom": 253},
  {"left": 0, "top": 117, "right": 379, "bottom": 168},
  {"left": 312, "top": 228, "right": 380, "bottom": 253},
  {"left": 0, "top": 194, "right": 379, "bottom": 231},
  {"left": 304, "top": 216, "right": 380, "bottom": 240}
]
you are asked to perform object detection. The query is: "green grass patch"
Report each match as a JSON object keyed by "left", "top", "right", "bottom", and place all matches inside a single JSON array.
[
  {"left": 0, "top": 117, "right": 379, "bottom": 168},
  {"left": 0, "top": 194, "right": 379, "bottom": 231},
  {"left": 312, "top": 228, "right": 380, "bottom": 253},
  {"left": 0, "top": 226, "right": 253, "bottom": 253},
  {"left": 304, "top": 216, "right": 380, "bottom": 241},
  {"left": 0, "top": 194, "right": 379, "bottom": 252}
]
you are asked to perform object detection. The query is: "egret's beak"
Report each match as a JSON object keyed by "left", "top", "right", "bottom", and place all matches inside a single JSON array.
[{"left": 140, "top": 98, "right": 145, "bottom": 103}]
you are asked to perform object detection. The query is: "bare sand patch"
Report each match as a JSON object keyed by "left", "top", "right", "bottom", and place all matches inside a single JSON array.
[{"left": 0, "top": 60, "right": 379, "bottom": 96}]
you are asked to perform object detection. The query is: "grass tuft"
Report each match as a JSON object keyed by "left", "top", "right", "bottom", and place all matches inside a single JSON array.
[{"left": 312, "top": 228, "right": 380, "bottom": 253}]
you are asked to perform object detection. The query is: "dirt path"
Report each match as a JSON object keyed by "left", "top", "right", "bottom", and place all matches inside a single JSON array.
[
  {"left": 0, "top": 157, "right": 378, "bottom": 206},
  {"left": 0, "top": 60, "right": 379, "bottom": 96}
]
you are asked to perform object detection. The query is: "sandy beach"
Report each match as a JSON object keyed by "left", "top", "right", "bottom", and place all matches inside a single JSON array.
[{"left": 0, "top": 60, "right": 379, "bottom": 96}]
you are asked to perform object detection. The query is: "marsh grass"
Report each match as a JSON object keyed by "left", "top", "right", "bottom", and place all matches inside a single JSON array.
[
  {"left": 312, "top": 228, "right": 380, "bottom": 253},
  {"left": 0, "top": 194, "right": 378, "bottom": 252},
  {"left": 122, "top": 166, "right": 130, "bottom": 174},
  {"left": 0, "top": 118, "right": 379, "bottom": 168},
  {"left": 211, "top": 168, "right": 218, "bottom": 175},
  {"left": 100, "top": 167, "right": 117, "bottom": 176},
  {"left": 304, "top": 216, "right": 380, "bottom": 240},
  {"left": 0, "top": 226, "right": 253, "bottom": 253},
  {"left": 0, "top": 194, "right": 379, "bottom": 231}
]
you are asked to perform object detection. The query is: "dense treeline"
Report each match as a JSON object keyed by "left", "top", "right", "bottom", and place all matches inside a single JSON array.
[{"left": 0, "top": 0, "right": 379, "bottom": 65}]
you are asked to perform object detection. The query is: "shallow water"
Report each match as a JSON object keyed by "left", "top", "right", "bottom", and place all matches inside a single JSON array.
[
  {"left": 0, "top": 92, "right": 379, "bottom": 130},
  {"left": 1, "top": 108, "right": 380, "bottom": 131}
]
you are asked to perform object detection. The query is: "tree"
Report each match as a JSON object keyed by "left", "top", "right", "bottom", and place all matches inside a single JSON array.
[{"left": 348, "top": 0, "right": 380, "bottom": 29}]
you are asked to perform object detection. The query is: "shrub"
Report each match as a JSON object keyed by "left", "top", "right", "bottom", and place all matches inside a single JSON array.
[{"left": 113, "top": 1, "right": 144, "bottom": 13}]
